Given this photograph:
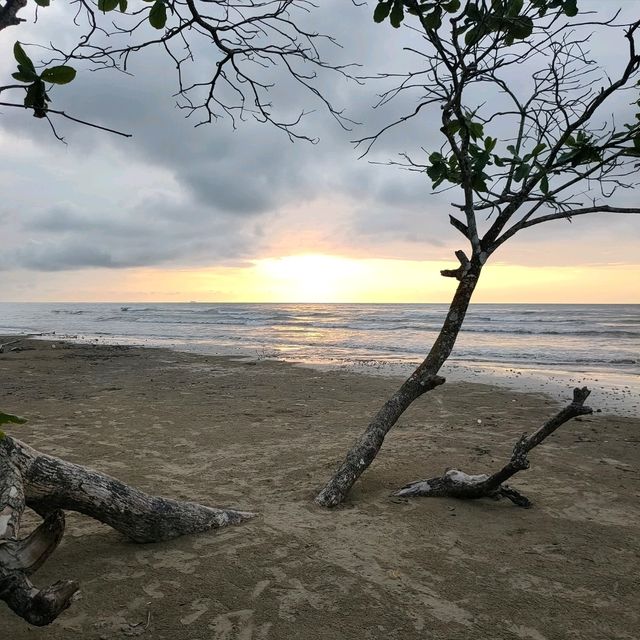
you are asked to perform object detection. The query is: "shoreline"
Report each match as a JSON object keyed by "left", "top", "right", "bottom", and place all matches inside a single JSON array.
[
  {"left": 1, "top": 337, "right": 639, "bottom": 639},
  {"left": 3, "top": 331, "right": 637, "bottom": 417}
]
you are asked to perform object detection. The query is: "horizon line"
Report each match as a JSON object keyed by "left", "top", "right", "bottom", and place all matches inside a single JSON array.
[{"left": 1, "top": 300, "right": 638, "bottom": 306}]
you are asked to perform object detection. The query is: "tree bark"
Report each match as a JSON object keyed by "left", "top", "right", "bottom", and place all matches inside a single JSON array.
[
  {"left": 0, "top": 435, "right": 255, "bottom": 625},
  {"left": 393, "top": 387, "right": 593, "bottom": 507},
  {"left": 0, "top": 0, "right": 27, "bottom": 32},
  {"left": 315, "top": 264, "right": 481, "bottom": 507}
]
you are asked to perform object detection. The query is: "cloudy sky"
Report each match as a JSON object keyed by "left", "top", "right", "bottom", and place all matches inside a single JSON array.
[{"left": 0, "top": 1, "right": 638, "bottom": 303}]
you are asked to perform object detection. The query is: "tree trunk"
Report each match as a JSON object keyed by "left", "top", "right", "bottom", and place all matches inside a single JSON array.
[
  {"left": 393, "top": 387, "right": 593, "bottom": 507},
  {"left": 0, "top": 435, "right": 255, "bottom": 625},
  {"left": 315, "top": 264, "right": 482, "bottom": 508}
]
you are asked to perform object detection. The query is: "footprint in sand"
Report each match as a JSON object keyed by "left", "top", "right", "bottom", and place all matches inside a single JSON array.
[
  {"left": 208, "top": 609, "right": 272, "bottom": 640},
  {"left": 180, "top": 598, "right": 212, "bottom": 625},
  {"left": 251, "top": 580, "right": 271, "bottom": 599},
  {"left": 142, "top": 580, "right": 165, "bottom": 599},
  {"left": 508, "top": 623, "right": 549, "bottom": 640}
]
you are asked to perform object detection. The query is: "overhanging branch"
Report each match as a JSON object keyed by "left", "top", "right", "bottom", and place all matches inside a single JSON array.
[{"left": 491, "top": 205, "right": 640, "bottom": 250}]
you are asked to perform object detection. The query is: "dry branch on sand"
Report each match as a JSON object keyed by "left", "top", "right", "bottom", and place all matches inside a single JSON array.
[
  {"left": 394, "top": 387, "right": 593, "bottom": 506},
  {"left": 0, "top": 434, "right": 255, "bottom": 625}
]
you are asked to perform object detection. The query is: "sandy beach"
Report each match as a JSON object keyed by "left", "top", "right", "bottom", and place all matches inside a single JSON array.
[{"left": 1, "top": 337, "right": 638, "bottom": 639}]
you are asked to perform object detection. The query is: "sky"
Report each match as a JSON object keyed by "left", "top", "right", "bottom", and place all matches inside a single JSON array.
[{"left": 0, "top": 1, "right": 639, "bottom": 303}]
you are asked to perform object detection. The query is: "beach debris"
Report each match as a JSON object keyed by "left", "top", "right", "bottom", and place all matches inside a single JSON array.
[
  {"left": 0, "top": 339, "right": 22, "bottom": 354},
  {"left": 392, "top": 387, "right": 593, "bottom": 507},
  {"left": 0, "top": 335, "right": 48, "bottom": 354},
  {"left": 0, "top": 433, "right": 255, "bottom": 626}
]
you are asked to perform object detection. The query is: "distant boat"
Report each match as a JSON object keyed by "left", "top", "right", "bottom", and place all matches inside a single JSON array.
[{"left": 120, "top": 306, "right": 130, "bottom": 312}]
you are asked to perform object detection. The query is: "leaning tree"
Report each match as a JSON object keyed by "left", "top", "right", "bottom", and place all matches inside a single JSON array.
[{"left": 314, "top": 0, "right": 640, "bottom": 507}]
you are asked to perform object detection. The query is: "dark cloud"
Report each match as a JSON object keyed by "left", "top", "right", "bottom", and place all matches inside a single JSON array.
[{"left": 0, "top": 0, "right": 638, "bottom": 280}]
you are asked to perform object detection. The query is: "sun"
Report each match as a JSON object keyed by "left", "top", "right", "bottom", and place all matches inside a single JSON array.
[{"left": 255, "top": 254, "right": 368, "bottom": 302}]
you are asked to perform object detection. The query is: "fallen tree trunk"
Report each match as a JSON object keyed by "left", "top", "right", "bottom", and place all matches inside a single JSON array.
[
  {"left": 0, "top": 434, "right": 255, "bottom": 625},
  {"left": 393, "top": 387, "right": 593, "bottom": 507}
]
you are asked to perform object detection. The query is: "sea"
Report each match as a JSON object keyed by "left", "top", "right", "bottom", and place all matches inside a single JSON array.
[{"left": 1, "top": 303, "right": 638, "bottom": 415}]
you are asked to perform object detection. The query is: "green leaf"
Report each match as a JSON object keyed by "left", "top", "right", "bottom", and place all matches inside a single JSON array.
[
  {"left": 442, "top": 0, "right": 461, "bottom": 12},
  {"left": 98, "top": 0, "right": 119, "bottom": 11},
  {"left": 149, "top": 0, "right": 167, "bottom": 29},
  {"left": 373, "top": 1, "right": 392, "bottom": 23},
  {"left": 466, "top": 3, "right": 481, "bottom": 20},
  {"left": 12, "top": 71, "right": 34, "bottom": 83},
  {"left": 471, "top": 174, "right": 488, "bottom": 192},
  {"left": 563, "top": 0, "right": 578, "bottom": 17},
  {"left": 423, "top": 9, "right": 442, "bottom": 30},
  {"left": 514, "top": 162, "right": 530, "bottom": 182},
  {"left": 15, "top": 64, "right": 39, "bottom": 81},
  {"left": 0, "top": 411, "right": 27, "bottom": 426},
  {"left": 389, "top": 0, "right": 404, "bottom": 28},
  {"left": 24, "top": 80, "right": 47, "bottom": 117},
  {"left": 442, "top": 120, "right": 461, "bottom": 137},
  {"left": 467, "top": 120, "right": 484, "bottom": 140},
  {"left": 13, "top": 42, "right": 35, "bottom": 73},
  {"left": 507, "top": 16, "right": 533, "bottom": 40},
  {"left": 531, "top": 142, "right": 546, "bottom": 155},
  {"left": 464, "top": 26, "right": 481, "bottom": 46},
  {"left": 540, "top": 174, "right": 549, "bottom": 194},
  {"left": 41, "top": 65, "right": 76, "bottom": 85},
  {"left": 119, "top": 0, "right": 128, "bottom": 11},
  {"left": 507, "top": 0, "right": 524, "bottom": 17},
  {"left": 24, "top": 82, "right": 38, "bottom": 108},
  {"left": 34, "top": 0, "right": 50, "bottom": 6},
  {"left": 484, "top": 136, "right": 497, "bottom": 152}
]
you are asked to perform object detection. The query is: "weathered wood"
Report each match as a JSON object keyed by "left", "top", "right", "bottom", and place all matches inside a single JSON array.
[
  {"left": 0, "top": 442, "right": 79, "bottom": 625},
  {"left": 0, "top": 339, "right": 22, "bottom": 354},
  {"left": 1, "top": 435, "right": 256, "bottom": 542},
  {"left": 315, "top": 265, "right": 481, "bottom": 507},
  {"left": 393, "top": 387, "right": 593, "bottom": 506},
  {"left": 0, "top": 434, "right": 255, "bottom": 625}
]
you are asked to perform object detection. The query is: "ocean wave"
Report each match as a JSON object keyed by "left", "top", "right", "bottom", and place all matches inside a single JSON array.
[
  {"left": 461, "top": 327, "right": 640, "bottom": 337},
  {"left": 86, "top": 313, "right": 640, "bottom": 338}
]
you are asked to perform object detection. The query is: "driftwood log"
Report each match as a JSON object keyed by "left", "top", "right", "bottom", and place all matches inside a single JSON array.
[
  {"left": 393, "top": 387, "right": 593, "bottom": 507},
  {"left": 0, "top": 434, "right": 255, "bottom": 626}
]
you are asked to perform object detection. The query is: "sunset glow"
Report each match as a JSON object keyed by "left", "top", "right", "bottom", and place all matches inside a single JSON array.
[
  {"left": 255, "top": 255, "right": 368, "bottom": 302},
  {"left": 5, "top": 255, "right": 638, "bottom": 303}
]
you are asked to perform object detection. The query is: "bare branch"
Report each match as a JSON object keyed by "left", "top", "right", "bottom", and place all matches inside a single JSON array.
[
  {"left": 0, "top": 102, "right": 132, "bottom": 137},
  {"left": 393, "top": 387, "right": 593, "bottom": 506},
  {"left": 493, "top": 205, "right": 640, "bottom": 249}
]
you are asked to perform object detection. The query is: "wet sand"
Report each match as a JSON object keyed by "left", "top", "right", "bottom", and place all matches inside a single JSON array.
[{"left": 1, "top": 337, "right": 638, "bottom": 639}]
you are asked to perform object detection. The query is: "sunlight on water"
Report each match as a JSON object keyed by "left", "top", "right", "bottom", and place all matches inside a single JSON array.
[{"left": 1, "top": 302, "right": 638, "bottom": 414}]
